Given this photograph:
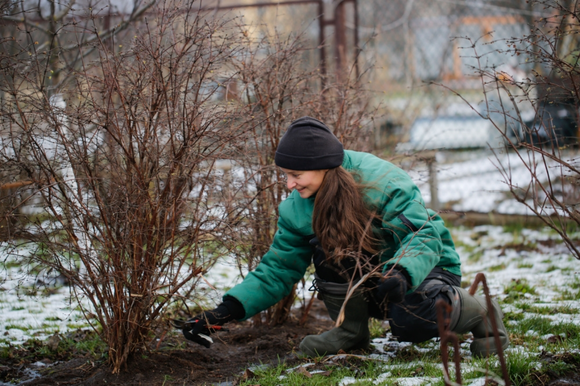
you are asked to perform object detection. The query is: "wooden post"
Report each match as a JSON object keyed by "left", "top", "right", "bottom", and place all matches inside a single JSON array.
[{"left": 425, "top": 154, "right": 440, "bottom": 211}]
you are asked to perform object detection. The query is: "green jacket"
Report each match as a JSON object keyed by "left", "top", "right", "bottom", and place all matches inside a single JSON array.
[{"left": 225, "top": 150, "right": 461, "bottom": 319}]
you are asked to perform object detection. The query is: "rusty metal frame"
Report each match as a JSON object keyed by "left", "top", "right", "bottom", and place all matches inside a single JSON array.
[
  {"left": 204, "top": 0, "right": 359, "bottom": 83},
  {"left": 469, "top": 273, "right": 510, "bottom": 385},
  {"left": 436, "top": 272, "right": 511, "bottom": 386},
  {"left": 436, "top": 299, "right": 462, "bottom": 386}
]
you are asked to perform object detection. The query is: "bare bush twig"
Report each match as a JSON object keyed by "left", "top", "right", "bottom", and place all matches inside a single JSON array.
[{"left": 0, "top": 1, "right": 246, "bottom": 372}]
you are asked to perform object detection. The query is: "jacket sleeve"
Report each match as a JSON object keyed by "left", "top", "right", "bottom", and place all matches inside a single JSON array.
[
  {"left": 223, "top": 209, "right": 312, "bottom": 320},
  {"left": 379, "top": 173, "right": 445, "bottom": 291}
]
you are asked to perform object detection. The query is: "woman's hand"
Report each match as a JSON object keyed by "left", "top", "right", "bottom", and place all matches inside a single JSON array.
[
  {"left": 376, "top": 269, "right": 410, "bottom": 304},
  {"left": 173, "top": 297, "right": 243, "bottom": 348},
  {"left": 180, "top": 311, "right": 227, "bottom": 348}
]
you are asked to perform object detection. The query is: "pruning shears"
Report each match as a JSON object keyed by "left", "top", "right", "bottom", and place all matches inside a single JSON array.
[
  {"left": 170, "top": 318, "right": 229, "bottom": 346},
  {"left": 169, "top": 318, "right": 229, "bottom": 332}
]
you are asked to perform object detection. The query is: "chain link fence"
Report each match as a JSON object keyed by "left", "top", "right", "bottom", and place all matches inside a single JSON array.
[
  {"left": 1, "top": 0, "right": 573, "bottom": 219},
  {"left": 357, "top": 0, "right": 537, "bottom": 148}
]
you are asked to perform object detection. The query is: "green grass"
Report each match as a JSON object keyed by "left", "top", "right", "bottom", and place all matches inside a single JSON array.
[
  {"left": 232, "top": 341, "right": 580, "bottom": 386},
  {"left": 452, "top": 240, "right": 478, "bottom": 253},
  {"left": 502, "top": 350, "right": 542, "bottom": 385},
  {"left": 4, "top": 324, "right": 32, "bottom": 331},
  {"left": 233, "top": 345, "right": 578, "bottom": 386},
  {"left": 66, "top": 323, "right": 90, "bottom": 330},
  {"left": 501, "top": 352, "right": 580, "bottom": 386},
  {"left": 552, "top": 322, "right": 580, "bottom": 340},
  {"left": 546, "top": 359, "right": 577, "bottom": 376},
  {"left": 560, "top": 288, "right": 580, "bottom": 300},
  {"left": 368, "top": 319, "right": 387, "bottom": 340},
  {"left": 237, "top": 357, "right": 446, "bottom": 386},
  {"left": 558, "top": 278, "right": 580, "bottom": 300},
  {"left": 507, "top": 316, "right": 580, "bottom": 354},
  {"left": 516, "top": 262, "right": 534, "bottom": 269},
  {"left": 563, "top": 222, "right": 580, "bottom": 235},
  {"left": 503, "top": 279, "right": 538, "bottom": 303},
  {"left": 452, "top": 240, "right": 483, "bottom": 262},
  {"left": 503, "top": 223, "right": 527, "bottom": 234},
  {"left": 0, "top": 330, "right": 107, "bottom": 362},
  {"left": 489, "top": 263, "right": 507, "bottom": 272},
  {"left": 467, "top": 251, "right": 484, "bottom": 263},
  {"left": 568, "top": 279, "right": 580, "bottom": 290},
  {"left": 510, "top": 315, "right": 554, "bottom": 336},
  {"left": 39, "top": 323, "right": 59, "bottom": 330},
  {"left": 504, "top": 310, "right": 526, "bottom": 323},
  {"left": 0, "top": 260, "right": 22, "bottom": 270},
  {"left": 517, "top": 303, "right": 579, "bottom": 315}
]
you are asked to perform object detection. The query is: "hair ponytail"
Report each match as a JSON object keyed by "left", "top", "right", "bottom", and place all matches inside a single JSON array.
[{"left": 312, "top": 167, "right": 378, "bottom": 261}]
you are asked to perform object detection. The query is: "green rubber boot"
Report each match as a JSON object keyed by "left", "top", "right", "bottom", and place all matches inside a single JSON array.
[
  {"left": 299, "top": 291, "right": 370, "bottom": 357},
  {"left": 450, "top": 287, "right": 509, "bottom": 357}
]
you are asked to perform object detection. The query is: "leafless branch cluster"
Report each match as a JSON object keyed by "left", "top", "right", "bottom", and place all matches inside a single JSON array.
[
  {"left": 0, "top": 0, "right": 156, "bottom": 90},
  {"left": 446, "top": 0, "right": 580, "bottom": 258},
  {"left": 0, "top": 1, "right": 247, "bottom": 372}
]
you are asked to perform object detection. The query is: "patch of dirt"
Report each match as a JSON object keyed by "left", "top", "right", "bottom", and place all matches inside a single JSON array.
[
  {"left": 0, "top": 300, "right": 334, "bottom": 386},
  {"left": 537, "top": 351, "right": 580, "bottom": 386},
  {"left": 494, "top": 241, "right": 539, "bottom": 254}
]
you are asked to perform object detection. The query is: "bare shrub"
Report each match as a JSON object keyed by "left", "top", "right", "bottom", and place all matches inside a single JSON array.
[
  {"left": 443, "top": 0, "right": 580, "bottom": 258},
  {"left": 0, "top": 2, "right": 244, "bottom": 372}
]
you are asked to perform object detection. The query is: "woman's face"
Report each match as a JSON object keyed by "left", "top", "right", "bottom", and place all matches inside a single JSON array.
[{"left": 280, "top": 168, "right": 328, "bottom": 198}]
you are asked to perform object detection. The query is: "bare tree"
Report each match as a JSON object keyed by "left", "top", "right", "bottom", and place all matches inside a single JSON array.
[
  {"left": 0, "top": 1, "right": 244, "bottom": 372},
  {"left": 443, "top": 0, "right": 580, "bottom": 259}
]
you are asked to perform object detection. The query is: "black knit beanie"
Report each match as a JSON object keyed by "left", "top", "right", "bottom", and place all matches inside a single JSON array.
[{"left": 275, "top": 116, "right": 344, "bottom": 170}]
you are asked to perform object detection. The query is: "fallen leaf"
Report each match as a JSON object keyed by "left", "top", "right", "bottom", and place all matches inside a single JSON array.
[
  {"left": 241, "top": 368, "right": 255, "bottom": 381},
  {"left": 294, "top": 366, "right": 312, "bottom": 378},
  {"left": 44, "top": 332, "right": 60, "bottom": 351}
]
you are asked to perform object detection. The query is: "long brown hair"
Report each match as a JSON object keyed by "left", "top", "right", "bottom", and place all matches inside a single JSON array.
[{"left": 312, "top": 166, "right": 378, "bottom": 260}]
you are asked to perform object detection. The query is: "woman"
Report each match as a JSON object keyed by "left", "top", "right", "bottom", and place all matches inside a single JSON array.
[{"left": 179, "top": 116, "right": 509, "bottom": 357}]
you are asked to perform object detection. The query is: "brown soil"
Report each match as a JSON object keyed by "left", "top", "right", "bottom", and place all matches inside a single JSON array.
[{"left": 0, "top": 300, "right": 334, "bottom": 386}]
